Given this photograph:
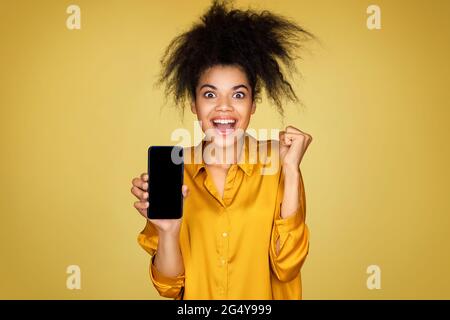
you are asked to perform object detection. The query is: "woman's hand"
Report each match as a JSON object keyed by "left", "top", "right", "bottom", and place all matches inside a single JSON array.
[
  {"left": 279, "top": 125, "right": 313, "bottom": 172},
  {"left": 131, "top": 172, "right": 189, "bottom": 235}
]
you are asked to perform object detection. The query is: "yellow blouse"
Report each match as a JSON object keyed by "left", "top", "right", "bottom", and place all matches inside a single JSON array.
[{"left": 137, "top": 134, "right": 310, "bottom": 300}]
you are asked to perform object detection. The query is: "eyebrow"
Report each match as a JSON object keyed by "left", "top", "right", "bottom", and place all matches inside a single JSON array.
[
  {"left": 232, "top": 84, "right": 249, "bottom": 91},
  {"left": 199, "top": 84, "right": 249, "bottom": 91}
]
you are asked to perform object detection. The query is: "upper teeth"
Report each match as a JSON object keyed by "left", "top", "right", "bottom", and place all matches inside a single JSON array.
[{"left": 213, "top": 119, "right": 235, "bottom": 124}]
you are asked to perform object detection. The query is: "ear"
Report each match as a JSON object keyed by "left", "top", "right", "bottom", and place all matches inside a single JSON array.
[
  {"left": 250, "top": 101, "right": 256, "bottom": 114},
  {"left": 190, "top": 101, "right": 197, "bottom": 114}
]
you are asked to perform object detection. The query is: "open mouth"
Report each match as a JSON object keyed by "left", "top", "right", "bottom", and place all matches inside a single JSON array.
[{"left": 211, "top": 118, "right": 237, "bottom": 135}]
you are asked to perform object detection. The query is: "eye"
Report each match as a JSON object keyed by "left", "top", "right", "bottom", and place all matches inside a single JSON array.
[
  {"left": 233, "top": 92, "right": 245, "bottom": 99},
  {"left": 203, "top": 91, "right": 216, "bottom": 98}
]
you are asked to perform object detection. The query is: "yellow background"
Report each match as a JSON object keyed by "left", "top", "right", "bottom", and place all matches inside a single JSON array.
[{"left": 1, "top": 0, "right": 449, "bottom": 299}]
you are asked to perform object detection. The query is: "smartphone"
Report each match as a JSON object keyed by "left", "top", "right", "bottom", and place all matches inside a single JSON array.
[{"left": 147, "top": 146, "right": 184, "bottom": 219}]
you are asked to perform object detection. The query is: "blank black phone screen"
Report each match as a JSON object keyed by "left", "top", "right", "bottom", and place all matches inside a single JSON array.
[{"left": 147, "top": 146, "right": 184, "bottom": 219}]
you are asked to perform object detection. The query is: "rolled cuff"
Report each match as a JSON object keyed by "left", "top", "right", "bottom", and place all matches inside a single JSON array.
[
  {"left": 150, "top": 255, "right": 185, "bottom": 299},
  {"left": 274, "top": 207, "right": 303, "bottom": 252}
]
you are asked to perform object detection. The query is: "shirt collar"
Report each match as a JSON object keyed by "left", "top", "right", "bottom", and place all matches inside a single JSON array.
[{"left": 191, "top": 134, "right": 256, "bottom": 178}]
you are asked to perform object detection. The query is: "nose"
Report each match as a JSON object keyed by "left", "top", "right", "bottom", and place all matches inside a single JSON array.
[{"left": 215, "top": 96, "right": 234, "bottom": 112}]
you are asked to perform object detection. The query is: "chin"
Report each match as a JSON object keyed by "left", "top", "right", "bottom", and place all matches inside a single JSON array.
[{"left": 210, "top": 135, "right": 235, "bottom": 148}]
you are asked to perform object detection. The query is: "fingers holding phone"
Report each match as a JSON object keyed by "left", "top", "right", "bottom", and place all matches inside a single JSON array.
[
  {"left": 148, "top": 183, "right": 189, "bottom": 235},
  {"left": 147, "top": 146, "right": 185, "bottom": 220},
  {"left": 132, "top": 172, "right": 189, "bottom": 219},
  {"left": 132, "top": 146, "right": 186, "bottom": 234},
  {"left": 132, "top": 172, "right": 150, "bottom": 218}
]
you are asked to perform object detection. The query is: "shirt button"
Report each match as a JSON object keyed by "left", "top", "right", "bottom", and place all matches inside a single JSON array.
[
  {"left": 221, "top": 258, "right": 226, "bottom": 265},
  {"left": 222, "top": 232, "right": 228, "bottom": 238}
]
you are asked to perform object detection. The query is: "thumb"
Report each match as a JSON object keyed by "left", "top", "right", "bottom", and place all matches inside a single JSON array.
[{"left": 182, "top": 185, "right": 190, "bottom": 199}]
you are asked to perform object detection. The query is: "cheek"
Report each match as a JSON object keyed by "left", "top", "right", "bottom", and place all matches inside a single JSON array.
[
  {"left": 237, "top": 105, "right": 253, "bottom": 124},
  {"left": 196, "top": 108, "right": 213, "bottom": 128}
]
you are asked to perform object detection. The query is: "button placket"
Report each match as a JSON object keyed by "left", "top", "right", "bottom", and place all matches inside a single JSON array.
[
  {"left": 216, "top": 208, "right": 230, "bottom": 297},
  {"left": 222, "top": 210, "right": 231, "bottom": 298}
]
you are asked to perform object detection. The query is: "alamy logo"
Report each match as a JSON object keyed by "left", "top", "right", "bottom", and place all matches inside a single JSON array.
[
  {"left": 66, "top": 5, "right": 81, "bottom": 30},
  {"left": 170, "top": 121, "right": 281, "bottom": 175},
  {"left": 66, "top": 265, "right": 81, "bottom": 290},
  {"left": 367, "top": 5, "right": 381, "bottom": 30},
  {"left": 366, "top": 265, "right": 381, "bottom": 290}
]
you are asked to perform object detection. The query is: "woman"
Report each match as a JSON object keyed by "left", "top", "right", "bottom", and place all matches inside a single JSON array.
[{"left": 131, "top": 0, "right": 314, "bottom": 300}]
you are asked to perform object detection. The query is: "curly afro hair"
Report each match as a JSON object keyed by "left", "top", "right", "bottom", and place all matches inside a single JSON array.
[{"left": 156, "top": 0, "right": 315, "bottom": 117}]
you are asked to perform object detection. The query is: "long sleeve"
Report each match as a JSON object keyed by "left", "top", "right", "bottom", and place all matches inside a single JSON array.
[
  {"left": 269, "top": 167, "right": 310, "bottom": 283},
  {"left": 137, "top": 221, "right": 185, "bottom": 299}
]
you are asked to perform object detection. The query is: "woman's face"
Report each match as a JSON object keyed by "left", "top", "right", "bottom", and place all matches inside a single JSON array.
[{"left": 191, "top": 64, "right": 256, "bottom": 148}]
